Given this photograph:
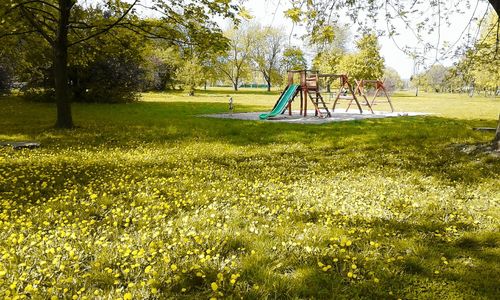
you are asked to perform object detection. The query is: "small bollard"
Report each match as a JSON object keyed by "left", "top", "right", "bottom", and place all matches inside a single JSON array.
[{"left": 229, "top": 97, "right": 234, "bottom": 114}]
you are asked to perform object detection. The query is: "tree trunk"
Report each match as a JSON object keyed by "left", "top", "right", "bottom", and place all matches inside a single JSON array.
[
  {"left": 263, "top": 71, "right": 271, "bottom": 92},
  {"left": 233, "top": 78, "right": 238, "bottom": 91},
  {"left": 54, "top": 0, "right": 73, "bottom": 128},
  {"left": 494, "top": 114, "right": 500, "bottom": 150},
  {"left": 54, "top": 46, "right": 72, "bottom": 128}
]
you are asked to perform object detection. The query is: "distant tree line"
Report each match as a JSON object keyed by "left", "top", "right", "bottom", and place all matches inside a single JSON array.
[{"left": 1, "top": 15, "right": 401, "bottom": 102}]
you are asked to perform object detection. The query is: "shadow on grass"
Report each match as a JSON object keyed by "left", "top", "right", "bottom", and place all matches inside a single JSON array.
[
  {"left": 238, "top": 215, "right": 500, "bottom": 299},
  {"left": 1, "top": 99, "right": 498, "bottom": 186},
  {"left": 0, "top": 99, "right": 498, "bottom": 181},
  {"left": 359, "top": 218, "right": 500, "bottom": 299}
]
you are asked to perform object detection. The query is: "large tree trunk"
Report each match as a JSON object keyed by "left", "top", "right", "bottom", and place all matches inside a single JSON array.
[
  {"left": 54, "top": 0, "right": 73, "bottom": 129},
  {"left": 494, "top": 114, "right": 500, "bottom": 150},
  {"left": 54, "top": 45, "right": 72, "bottom": 128}
]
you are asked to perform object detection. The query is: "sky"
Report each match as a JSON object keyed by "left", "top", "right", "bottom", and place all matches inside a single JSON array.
[{"left": 239, "top": 0, "right": 493, "bottom": 79}]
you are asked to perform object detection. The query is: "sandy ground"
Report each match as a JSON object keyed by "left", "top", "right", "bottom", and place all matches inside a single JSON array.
[{"left": 201, "top": 110, "right": 430, "bottom": 124}]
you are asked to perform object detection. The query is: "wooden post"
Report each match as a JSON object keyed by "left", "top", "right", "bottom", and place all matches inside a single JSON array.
[
  {"left": 381, "top": 85, "right": 394, "bottom": 112},
  {"left": 354, "top": 79, "right": 362, "bottom": 95},
  {"left": 302, "top": 71, "right": 307, "bottom": 116},
  {"left": 288, "top": 71, "right": 294, "bottom": 116},
  {"left": 300, "top": 86, "right": 303, "bottom": 115},
  {"left": 371, "top": 86, "right": 380, "bottom": 106},
  {"left": 346, "top": 80, "right": 364, "bottom": 113},
  {"left": 315, "top": 73, "right": 319, "bottom": 117}
]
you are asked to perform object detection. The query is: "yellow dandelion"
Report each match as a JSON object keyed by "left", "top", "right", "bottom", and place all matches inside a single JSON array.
[
  {"left": 211, "top": 282, "right": 218, "bottom": 291},
  {"left": 124, "top": 292, "right": 133, "bottom": 300}
]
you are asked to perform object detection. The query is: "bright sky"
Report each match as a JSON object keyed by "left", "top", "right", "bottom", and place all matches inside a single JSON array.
[{"left": 242, "top": 0, "right": 492, "bottom": 79}]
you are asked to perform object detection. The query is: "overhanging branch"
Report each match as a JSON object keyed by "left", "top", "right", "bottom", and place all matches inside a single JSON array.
[
  {"left": 0, "top": 29, "right": 38, "bottom": 38},
  {"left": 2, "top": 0, "right": 60, "bottom": 17},
  {"left": 20, "top": 6, "right": 54, "bottom": 45},
  {"left": 68, "top": 0, "right": 139, "bottom": 47}
]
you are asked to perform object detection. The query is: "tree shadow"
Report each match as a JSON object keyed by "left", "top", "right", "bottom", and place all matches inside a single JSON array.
[
  {"left": 247, "top": 215, "right": 500, "bottom": 299},
  {"left": 2, "top": 100, "right": 498, "bottom": 185},
  {"left": 356, "top": 217, "right": 500, "bottom": 298}
]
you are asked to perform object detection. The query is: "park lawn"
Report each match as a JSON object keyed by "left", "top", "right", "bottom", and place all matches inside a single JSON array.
[
  {"left": 0, "top": 90, "right": 499, "bottom": 299},
  {"left": 390, "top": 91, "right": 500, "bottom": 120},
  {"left": 144, "top": 88, "right": 500, "bottom": 120}
]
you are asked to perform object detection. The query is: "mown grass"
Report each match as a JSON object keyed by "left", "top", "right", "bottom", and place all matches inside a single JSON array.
[
  {"left": 0, "top": 89, "right": 499, "bottom": 299},
  {"left": 144, "top": 88, "right": 500, "bottom": 120}
]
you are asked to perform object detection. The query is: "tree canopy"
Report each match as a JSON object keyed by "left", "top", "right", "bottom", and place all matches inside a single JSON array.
[
  {"left": 0, "top": 0, "right": 238, "bottom": 128},
  {"left": 285, "top": 0, "right": 499, "bottom": 69},
  {"left": 251, "top": 25, "right": 287, "bottom": 91}
]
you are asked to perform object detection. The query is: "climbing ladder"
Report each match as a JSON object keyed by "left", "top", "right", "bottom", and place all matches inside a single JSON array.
[{"left": 305, "top": 74, "right": 331, "bottom": 118}]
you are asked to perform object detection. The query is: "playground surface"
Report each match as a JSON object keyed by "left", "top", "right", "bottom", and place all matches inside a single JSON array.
[{"left": 202, "top": 110, "right": 430, "bottom": 124}]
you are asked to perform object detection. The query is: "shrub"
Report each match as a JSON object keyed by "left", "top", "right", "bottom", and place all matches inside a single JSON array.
[{"left": 70, "top": 54, "right": 145, "bottom": 103}]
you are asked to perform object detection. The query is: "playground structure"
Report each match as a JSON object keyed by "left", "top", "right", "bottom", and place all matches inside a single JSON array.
[
  {"left": 352, "top": 79, "right": 394, "bottom": 112},
  {"left": 260, "top": 70, "right": 394, "bottom": 120}
]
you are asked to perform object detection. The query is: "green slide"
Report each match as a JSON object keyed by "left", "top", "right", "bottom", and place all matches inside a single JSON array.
[{"left": 259, "top": 84, "right": 299, "bottom": 120}]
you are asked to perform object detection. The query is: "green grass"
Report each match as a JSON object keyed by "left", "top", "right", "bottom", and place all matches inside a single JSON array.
[
  {"left": 143, "top": 88, "right": 500, "bottom": 120},
  {"left": 391, "top": 91, "right": 500, "bottom": 119},
  {"left": 0, "top": 89, "right": 499, "bottom": 299}
]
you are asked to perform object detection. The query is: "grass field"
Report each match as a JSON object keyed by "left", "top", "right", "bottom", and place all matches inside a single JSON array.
[{"left": 0, "top": 89, "right": 499, "bottom": 299}]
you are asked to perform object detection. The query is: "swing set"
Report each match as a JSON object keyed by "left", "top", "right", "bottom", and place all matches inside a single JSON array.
[{"left": 351, "top": 79, "right": 394, "bottom": 112}]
